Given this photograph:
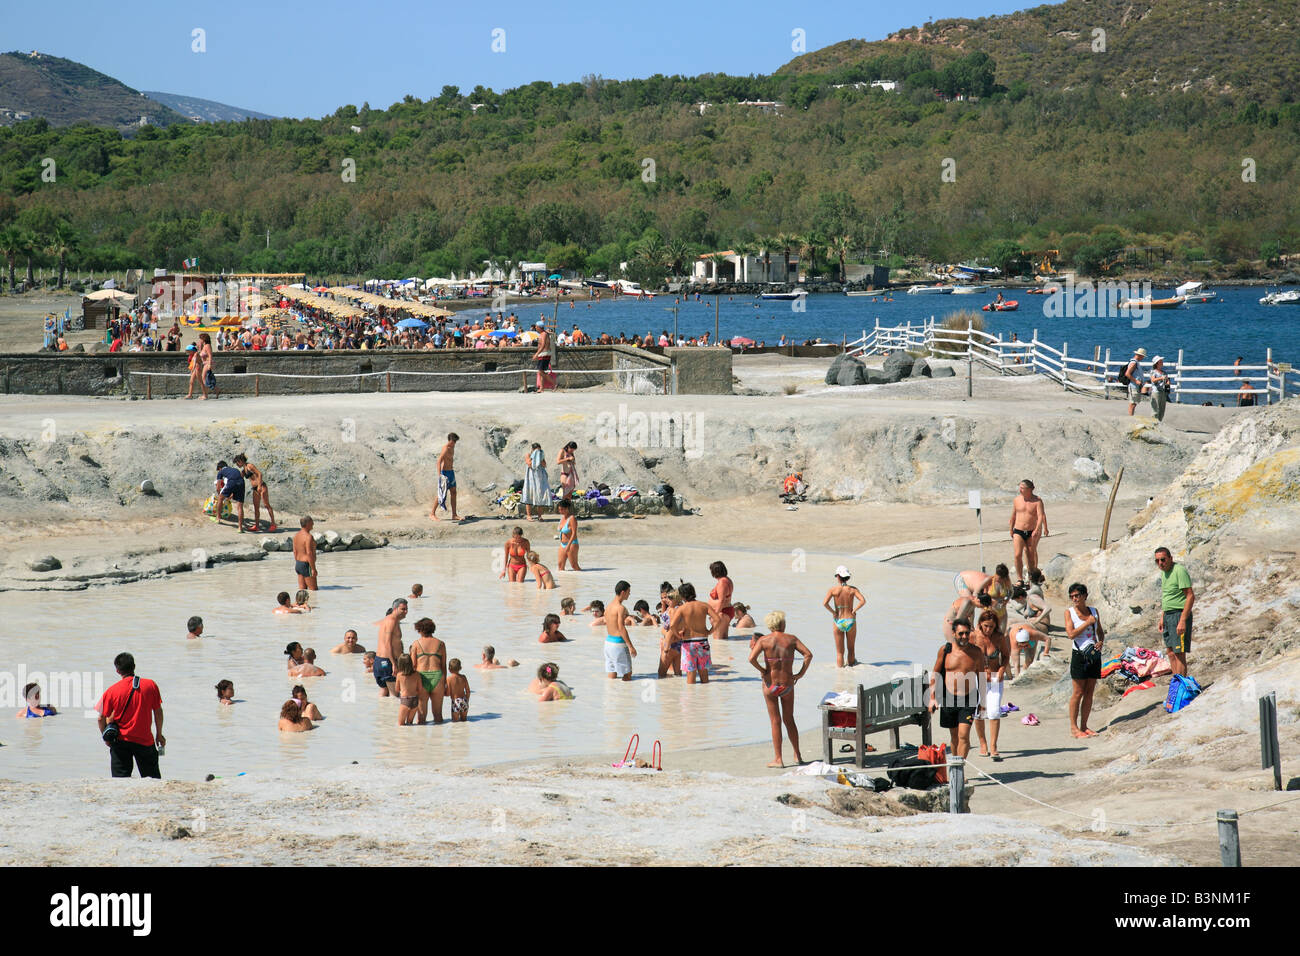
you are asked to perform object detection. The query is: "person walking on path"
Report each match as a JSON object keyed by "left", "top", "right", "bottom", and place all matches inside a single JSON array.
[
  {"left": 522, "top": 442, "right": 550, "bottom": 520},
  {"left": 1154, "top": 547, "right": 1194, "bottom": 676},
  {"left": 1122, "top": 347, "right": 1146, "bottom": 416},
  {"left": 95, "top": 652, "right": 165, "bottom": 778},
  {"left": 431, "top": 432, "right": 461, "bottom": 521}
]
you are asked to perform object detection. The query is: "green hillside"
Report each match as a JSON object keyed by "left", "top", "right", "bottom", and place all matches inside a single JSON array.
[
  {"left": 1, "top": 0, "right": 1298, "bottom": 285},
  {"left": 0, "top": 51, "right": 187, "bottom": 135}
]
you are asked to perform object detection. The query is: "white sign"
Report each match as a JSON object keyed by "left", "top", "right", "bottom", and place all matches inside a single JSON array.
[{"left": 968, "top": 490, "right": 982, "bottom": 510}]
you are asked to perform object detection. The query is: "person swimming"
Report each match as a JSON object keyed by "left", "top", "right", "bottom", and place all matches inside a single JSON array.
[
  {"left": 17, "top": 682, "right": 56, "bottom": 718},
  {"left": 532, "top": 663, "right": 574, "bottom": 701},
  {"left": 526, "top": 550, "right": 556, "bottom": 589},
  {"left": 215, "top": 679, "right": 235, "bottom": 706}
]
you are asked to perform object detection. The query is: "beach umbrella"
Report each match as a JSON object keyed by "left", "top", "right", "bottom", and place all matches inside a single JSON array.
[
  {"left": 396, "top": 317, "right": 429, "bottom": 330},
  {"left": 547, "top": 273, "right": 563, "bottom": 281},
  {"left": 730, "top": 336, "right": 756, "bottom": 347},
  {"left": 489, "top": 328, "right": 518, "bottom": 338}
]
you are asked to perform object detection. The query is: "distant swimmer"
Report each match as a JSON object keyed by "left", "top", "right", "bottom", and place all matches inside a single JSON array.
[
  {"left": 215, "top": 680, "right": 235, "bottom": 706},
  {"left": 531, "top": 663, "right": 574, "bottom": 701},
  {"left": 823, "top": 565, "right": 866, "bottom": 668},
  {"left": 375, "top": 598, "right": 408, "bottom": 698},
  {"left": 560, "top": 597, "right": 576, "bottom": 616},
  {"left": 293, "top": 589, "right": 313, "bottom": 613},
  {"left": 1010, "top": 479, "right": 1048, "bottom": 585},
  {"left": 17, "top": 682, "right": 57, "bottom": 718},
  {"left": 526, "top": 550, "right": 556, "bottom": 589},
  {"left": 556, "top": 500, "right": 581, "bottom": 571},
  {"left": 330, "top": 629, "right": 366, "bottom": 654},
  {"left": 500, "top": 527, "right": 530, "bottom": 584},
  {"left": 187, "top": 616, "right": 204, "bottom": 640},
  {"left": 279, "top": 700, "right": 314, "bottom": 733},
  {"left": 475, "top": 645, "right": 519, "bottom": 670},
  {"left": 409, "top": 583, "right": 424, "bottom": 600},
  {"left": 586, "top": 600, "right": 606, "bottom": 629},
  {"left": 538, "top": 613, "right": 568, "bottom": 644},
  {"left": 604, "top": 581, "right": 637, "bottom": 681},
  {"left": 293, "top": 515, "right": 319, "bottom": 592},
  {"left": 430, "top": 432, "right": 461, "bottom": 521},
  {"left": 274, "top": 591, "right": 306, "bottom": 614}
]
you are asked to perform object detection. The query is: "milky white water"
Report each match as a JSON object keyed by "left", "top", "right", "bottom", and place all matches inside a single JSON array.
[{"left": 0, "top": 544, "right": 952, "bottom": 781}]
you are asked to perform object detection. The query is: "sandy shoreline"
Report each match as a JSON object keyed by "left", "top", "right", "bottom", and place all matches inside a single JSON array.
[{"left": 1, "top": 351, "right": 1295, "bottom": 867}]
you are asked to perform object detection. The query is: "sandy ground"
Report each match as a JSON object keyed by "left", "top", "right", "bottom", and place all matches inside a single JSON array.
[{"left": 1, "top": 343, "right": 1294, "bottom": 866}]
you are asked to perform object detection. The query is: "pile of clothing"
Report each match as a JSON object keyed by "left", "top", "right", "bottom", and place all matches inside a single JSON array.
[
  {"left": 493, "top": 490, "right": 523, "bottom": 511},
  {"left": 1101, "top": 646, "right": 1172, "bottom": 683}
]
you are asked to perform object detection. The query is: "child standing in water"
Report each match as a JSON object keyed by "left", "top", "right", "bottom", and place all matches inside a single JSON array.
[
  {"left": 395, "top": 654, "right": 421, "bottom": 726},
  {"left": 446, "top": 660, "right": 471, "bottom": 722},
  {"left": 215, "top": 680, "right": 236, "bottom": 706}
]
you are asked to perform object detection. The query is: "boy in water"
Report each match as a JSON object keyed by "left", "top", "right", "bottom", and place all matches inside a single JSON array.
[
  {"left": 604, "top": 581, "right": 638, "bottom": 681},
  {"left": 446, "top": 659, "right": 471, "bottom": 721}
]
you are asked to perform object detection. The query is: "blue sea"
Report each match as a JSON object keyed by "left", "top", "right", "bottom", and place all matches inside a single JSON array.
[{"left": 491, "top": 287, "right": 1299, "bottom": 369}]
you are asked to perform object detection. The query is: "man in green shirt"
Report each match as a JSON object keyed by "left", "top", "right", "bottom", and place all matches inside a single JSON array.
[{"left": 1154, "top": 547, "right": 1195, "bottom": 676}]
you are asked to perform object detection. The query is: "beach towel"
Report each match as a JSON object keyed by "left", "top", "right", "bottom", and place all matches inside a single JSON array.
[{"left": 437, "top": 472, "right": 450, "bottom": 510}]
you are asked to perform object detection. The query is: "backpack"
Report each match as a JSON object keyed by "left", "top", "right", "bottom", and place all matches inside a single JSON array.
[
  {"left": 1164, "top": 674, "right": 1203, "bottom": 713},
  {"left": 917, "top": 743, "right": 949, "bottom": 784},
  {"left": 887, "top": 755, "right": 943, "bottom": 790}
]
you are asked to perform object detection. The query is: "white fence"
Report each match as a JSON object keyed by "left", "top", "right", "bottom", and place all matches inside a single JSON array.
[{"left": 845, "top": 318, "right": 1298, "bottom": 406}]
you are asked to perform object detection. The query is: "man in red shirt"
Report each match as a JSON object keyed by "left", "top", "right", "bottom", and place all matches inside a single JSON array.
[{"left": 95, "top": 652, "right": 165, "bottom": 778}]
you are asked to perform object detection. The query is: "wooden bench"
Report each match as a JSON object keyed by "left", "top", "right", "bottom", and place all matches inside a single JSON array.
[{"left": 819, "top": 674, "right": 932, "bottom": 768}]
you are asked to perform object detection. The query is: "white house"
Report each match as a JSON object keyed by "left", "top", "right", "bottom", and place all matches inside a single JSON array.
[{"left": 692, "top": 250, "right": 795, "bottom": 284}]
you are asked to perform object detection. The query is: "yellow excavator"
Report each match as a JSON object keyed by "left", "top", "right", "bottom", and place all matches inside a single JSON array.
[{"left": 1022, "top": 249, "right": 1060, "bottom": 278}]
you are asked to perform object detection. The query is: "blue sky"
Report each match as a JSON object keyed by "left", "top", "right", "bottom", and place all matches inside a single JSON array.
[{"left": 9, "top": 0, "right": 1035, "bottom": 117}]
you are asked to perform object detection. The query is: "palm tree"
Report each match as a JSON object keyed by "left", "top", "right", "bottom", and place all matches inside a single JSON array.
[
  {"left": 0, "top": 226, "right": 21, "bottom": 292},
  {"left": 798, "top": 233, "right": 824, "bottom": 281},
  {"left": 18, "top": 228, "right": 37, "bottom": 289},
  {"left": 638, "top": 232, "right": 668, "bottom": 270},
  {"left": 707, "top": 251, "right": 729, "bottom": 284},
  {"left": 665, "top": 237, "right": 691, "bottom": 278},
  {"left": 45, "top": 223, "right": 78, "bottom": 288},
  {"left": 775, "top": 232, "right": 795, "bottom": 285},
  {"left": 829, "top": 235, "right": 853, "bottom": 283},
  {"left": 759, "top": 238, "right": 774, "bottom": 284}
]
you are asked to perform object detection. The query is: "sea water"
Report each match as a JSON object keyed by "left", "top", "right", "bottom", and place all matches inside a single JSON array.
[
  {"left": 0, "top": 544, "right": 951, "bottom": 782},
  {"left": 484, "top": 287, "right": 1299, "bottom": 368}
]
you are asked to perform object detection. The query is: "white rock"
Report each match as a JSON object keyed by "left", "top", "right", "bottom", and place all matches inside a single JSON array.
[{"left": 1073, "top": 457, "right": 1106, "bottom": 481}]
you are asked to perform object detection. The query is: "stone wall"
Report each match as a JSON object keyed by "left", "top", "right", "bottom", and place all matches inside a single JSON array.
[{"left": 0, "top": 344, "right": 732, "bottom": 396}]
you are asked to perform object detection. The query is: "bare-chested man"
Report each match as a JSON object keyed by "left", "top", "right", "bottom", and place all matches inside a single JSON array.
[
  {"left": 293, "top": 515, "right": 318, "bottom": 591},
  {"left": 603, "top": 580, "right": 638, "bottom": 681},
  {"left": 330, "top": 629, "right": 366, "bottom": 654},
  {"left": 927, "top": 619, "right": 986, "bottom": 759},
  {"left": 971, "top": 611, "right": 1011, "bottom": 760},
  {"left": 475, "top": 645, "right": 519, "bottom": 670},
  {"left": 670, "top": 582, "right": 719, "bottom": 685},
  {"left": 430, "top": 432, "right": 460, "bottom": 521},
  {"left": 823, "top": 565, "right": 866, "bottom": 668},
  {"left": 1010, "top": 479, "right": 1048, "bottom": 585},
  {"left": 374, "top": 598, "right": 407, "bottom": 698}
]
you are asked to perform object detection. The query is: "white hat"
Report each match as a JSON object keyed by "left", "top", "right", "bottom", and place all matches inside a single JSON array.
[
  {"left": 1151, "top": 355, "right": 1164, "bottom": 364},
  {"left": 834, "top": 565, "right": 851, "bottom": 579},
  {"left": 1134, "top": 347, "right": 1147, "bottom": 358}
]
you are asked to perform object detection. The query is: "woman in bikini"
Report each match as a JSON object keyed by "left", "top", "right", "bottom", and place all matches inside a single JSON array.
[
  {"left": 556, "top": 441, "right": 579, "bottom": 501},
  {"left": 707, "top": 561, "right": 734, "bottom": 641},
  {"left": 233, "top": 453, "right": 276, "bottom": 532},
  {"left": 747, "top": 611, "right": 812, "bottom": 768},
  {"left": 290, "top": 685, "right": 323, "bottom": 720},
  {"left": 408, "top": 617, "right": 446, "bottom": 724},
  {"left": 525, "top": 550, "right": 556, "bottom": 589},
  {"left": 556, "top": 500, "right": 581, "bottom": 571},
  {"left": 823, "top": 566, "right": 866, "bottom": 668},
  {"left": 500, "top": 527, "right": 530, "bottom": 584}
]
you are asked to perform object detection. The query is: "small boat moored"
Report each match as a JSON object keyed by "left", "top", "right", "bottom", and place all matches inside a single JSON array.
[
  {"left": 761, "top": 287, "right": 809, "bottom": 300},
  {"left": 906, "top": 285, "right": 953, "bottom": 295},
  {"left": 1260, "top": 289, "right": 1300, "bottom": 305}
]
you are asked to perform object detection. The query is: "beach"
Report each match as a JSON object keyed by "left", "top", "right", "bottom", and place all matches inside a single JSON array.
[{"left": 2, "top": 349, "right": 1296, "bottom": 867}]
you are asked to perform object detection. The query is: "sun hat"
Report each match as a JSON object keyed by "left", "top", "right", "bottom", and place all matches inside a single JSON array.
[
  {"left": 1134, "top": 347, "right": 1147, "bottom": 358},
  {"left": 834, "top": 565, "right": 851, "bottom": 579},
  {"left": 1151, "top": 355, "right": 1164, "bottom": 364}
]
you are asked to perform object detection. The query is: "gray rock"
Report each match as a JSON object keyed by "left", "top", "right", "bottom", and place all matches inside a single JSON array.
[
  {"left": 260, "top": 537, "right": 279, "bottom": 552},
  {"left": 1044, "top": 553, "right": 1073, "bottom": 584},
  {"left": 282, "top": 537, "right": 294, "bottom": 552},
  {"left": 312, "top": 532, "right": 326, "bottom": 546},
  {"left": 910, "top": 359, "right": 933, "bottom": 378},
  {"left": 880, "top": 351, "right": 915, "bottom": 383},
  {"left": 894, "top": 784, "right": 971, "bottom": 813},
  {"left": 348, "top": 539, "right": 364, "bottom": 550},
  {"left": 931, "top": 366, "right": 956, "bottom": 378},
  {"left": 323, "top": 530, "right": 342, "bottom": 546},
  {"left": 825, "top": 352, "right": 865, "bottom": 386},
  {"left": 26, "top": 555, "right": 62, "bottom": 572},
  {"left": 837, "top": 359, "right": 867, "bottom": 386},
  {"left": 353, "top": 533, "right": 377, "bottom": 549},
  {"left": 1073, "top": 457, "right": 1107, "bottom": 482},
  {"left": 339, "top": 532, "right": 359, "bottom": 547},
  {"left": 73, "top": 343, "right": 85, "bottom": 352},
  {"left": 139, "top": 479, "right": 156, "bottom": 494}
]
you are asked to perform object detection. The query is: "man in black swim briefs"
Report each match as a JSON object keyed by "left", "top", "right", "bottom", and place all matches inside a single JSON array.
[
  {"left": 293, "top": 515, "right": 318, "bottom": 591},
  {"left": 928, "top": 620, "right": 986, "bottom": 758}
]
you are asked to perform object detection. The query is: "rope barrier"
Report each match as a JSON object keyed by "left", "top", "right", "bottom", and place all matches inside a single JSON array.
[{"left": 962, "top": 758, "right": 1300, "bottom": 829}]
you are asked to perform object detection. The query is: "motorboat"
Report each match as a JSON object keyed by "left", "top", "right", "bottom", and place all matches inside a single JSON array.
[
  {"left": 1260, "top": 289, "right": 1300, "bottom": 305},
  {"left": 951, "top": 285, "right": 989, "bottom": 294},
  {"left": 1119, "top": 295, "right": 1186, "bottom": 309},
  {"left": 982, "top": 299, "right": 1019, "bottom": 312},
  {"left": 761, "top": 287, "right": 809, "bottom": 300},
  {"left": 1176, "top": 281, "right": 1218, "bottom": 303},
  {"left": 906, "top": 285, "right": 953, "bottom": 295}
]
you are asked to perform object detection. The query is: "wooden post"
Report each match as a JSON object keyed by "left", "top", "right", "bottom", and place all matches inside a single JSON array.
[
  {"left": 1176, "top": 348, "right": 1184, "bottom": 404},
  {"left": 1104, "top": 348, "right": 1111, "bottom": 399},
  {"left": 146, "top": 375, "right": 151, "bottom": 400},
  {"left": 1100, "top": 466, "right": 1125, "bottom": 549},
  {"left": 254, "top": 375, "right": 260, "bottom": 397},
  {"left": 1261, "top": 691, "right": 1282, "bottom": 791},
  {"left": 948, "top": 756, "right": 966, "bottom": 814},
  {"left": 1217, "top": 810, "right": 1241, "bottom": 867},
  {"left": 1061, "top": 341, "right": 1069, "bottom": 389},
  {"left": 1266, "top": 348, "right": 1273, "bottom": 405}
]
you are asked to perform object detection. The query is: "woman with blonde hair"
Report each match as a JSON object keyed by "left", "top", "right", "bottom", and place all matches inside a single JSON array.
[{"left": 747, "top": 611, "right": 813, "bottom": 768}]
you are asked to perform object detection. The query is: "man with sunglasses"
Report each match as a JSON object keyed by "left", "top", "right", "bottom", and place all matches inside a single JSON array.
[
  {"left": 1154, "top": 548, "right": 1194, "bottom": 676},
  {"left": 928, "top": 619, "right": 986, "bottom": 758}
]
